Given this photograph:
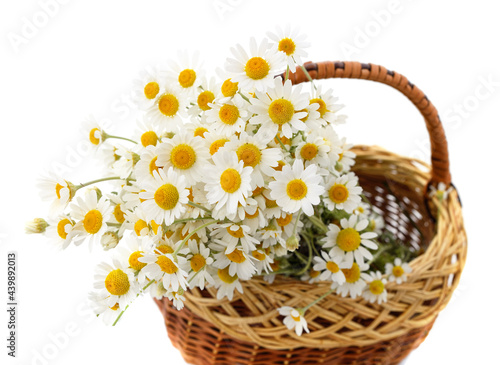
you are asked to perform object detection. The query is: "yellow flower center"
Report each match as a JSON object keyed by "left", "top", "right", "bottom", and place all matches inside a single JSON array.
[
  {"left": 105, "top": 269, "right": 130, "bottom": 296},
  {"left": 309, "top": 269, "right": 320, "bottom": 278},
  {"left": 197, "top": 90, "right": 215, "bottom": 111},
  {"left": 326, "top": 261, "right": 340, "bottom": 273},
  {"left": 83, "top": 209, "right": 103, "bottom": 234},
  {"left": 227, "top": 249, "right": 246, "bottom": 263},
  {"left": 286, "top": 179, "right": 308, "bottom": 200},
  {"left": 178, "top": 69, "right": 196, "bottom": 88},
  {"left": 310, "top": 98, "right": 328, "bottom": 118},
  {"left": 300, "top": 143, "right": 319, "bottom": 161},
  {"left": 220, "top": 168, "right": 242, "bottom": 193},
  {"left": 273, "top": 160, "right": 286, "bottom": 172},
  {"left": 209, "top": 139, "right": 229, "bottom": 155},
  {"left": 251, "top": 250, "right": 266, "bottom": 261},
  {"left": 369, "top": 280, "right": 385, "bottom": 295},
  {"left": 245, "top": 57, "right": 270, "bottom": 80},
  {"left": 329, "top": 184, "right": 349, "bottom": 204},
  {"left": 276, "top": 214, "right": 293, "bottom": 227},
  {"left": 113, "top": 204, "right": 125, "bottom": 223},
  {"left": 170, "top": 144, "right": 196, "bottom": 169},
  {"left": 264, "top": 197, "right": 278, "bottom": 208},
  {"left": 150, "top": 220, "right": 160, "bottom": 235},
  {"left": 141, "top": 131, "right": 158, "bottom": 147},
  {"left": 89, "top": 128, "right": 100, "bottom": 145},
  {"left": 221, "top": 78, "right": 238, "bottom": 97},
  {"left": 194, "top": 127, "right": 208, "bottom": 138},
  {"left": 226, "top": 226, "right": 245, "bottom": 238},
  {"left": 156, "top": 255, "right": 178, "bottom": 274},
  {"left": 190, "top": 254, "right": 206, "bottom": 272},
  {"left": 57, "top": 218, "right": 73, "bottom": 239},
  {"left": 144, "top": 82, "right": 160, "bottom": 99},
  {"left": 342, "top": 263, "right": 361, "bottom": 284},
  {"left": 278, "top": 38, "right": 296, "bottom": 56},
  {"left": 129, "top": 251, "right": 146, "bottom": 271},
  {"left": 55, "top": 183, "right": 65, "bottom": 199},
  {"left": 158, "top": 94, "right": 179, "bottom": 117},
  {"left": 268, "top": 99, "right": 295, "bottom": 125},
  {"left": 154, "top": 184, "right": 180, "bottom": 210},
  {"left": 236, "top": 143, "right": 262, "bottom": 167},
  {"left": 217, "top": 267, "right": 238, "bottom": 284},
  {"left": 155, "top": 244, "right": 174, "bottom": 255},
  {"left": 109, "top": 303, "right": 120, "bottom": 311},
  {"left": 291, "top": 312, "right": 301, "bottom": 322},
  {"left": 392, "top": 265, "right": 405, "bottom": 277},
  {"left": 336, "top": 228, "right": 361, "bottom": 252},
  {"left": 149, "top": 156, "right": 161, "bottom": 176},
  {"left": 218, "top": 104, "right": 240, "bottom": 125},
  {"left": 134, "top": 219, "right": 148, "bottom": 236}
]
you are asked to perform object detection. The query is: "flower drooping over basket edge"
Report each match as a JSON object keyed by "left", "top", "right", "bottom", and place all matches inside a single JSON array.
[{"left": 28, "top": 27, "right": 419, "bottom": 333}]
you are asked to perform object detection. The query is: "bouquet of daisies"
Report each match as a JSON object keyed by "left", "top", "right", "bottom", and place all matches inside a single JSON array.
[{"left": 28, "top": 27, "right": 414, "bottom": 334}]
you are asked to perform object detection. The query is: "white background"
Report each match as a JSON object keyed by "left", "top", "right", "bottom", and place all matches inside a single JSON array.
[{"left": 1, "top": 0, "right": 499, "bottom": 364}]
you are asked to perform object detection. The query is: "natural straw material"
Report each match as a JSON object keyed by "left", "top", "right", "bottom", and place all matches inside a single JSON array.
[{"left": 155, "top": 62, "right": 467, "bottom": 364}]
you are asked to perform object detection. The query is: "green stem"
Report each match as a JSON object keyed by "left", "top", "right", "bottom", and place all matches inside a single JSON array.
[
  {"left": 112, "top": 280, "right": 156, "bottom": 326},
  {"left": 171, "top": 216, "right": 213, "bottom": 225},
  {"left": 275, "top": 134, "right": 289, "bottom": 152},
  {"left": 187, "top": 201, "right": 212, "bottom": 214},
  {"left": 173, "top": 220, "right": 218, "bottom": 256},
  {"left": 285, "top": 65, "right": 290, "bottom": 81},
  {"left": 238, "top": 91, "right": 251, "bottom": 103},
  {"left": 299, "top": 65, "right": 317, "bottom": 90},
  {"left": 302, "top": 288, "right": 335, "bottom": 313},
  {"left": 76, "top": 176, "right": 126, "bottom": 190},
  {"left": 296, "top": 231, "right": 313, "bottom": 276},
  {"left": 188, "top": 266, "right": 204, "bottom": 284},
  {"left": 103, "top": 132, "right": 138, "bottom": 144}
]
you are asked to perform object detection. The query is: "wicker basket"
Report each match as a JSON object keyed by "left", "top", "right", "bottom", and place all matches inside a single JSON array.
[{"left": 155, "top": 61, "right": 467, "bottom": 365}]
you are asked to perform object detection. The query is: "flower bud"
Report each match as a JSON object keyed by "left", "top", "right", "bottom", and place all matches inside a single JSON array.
[{"left": 25, "top": 218, "right": 49, "bottom": 234}]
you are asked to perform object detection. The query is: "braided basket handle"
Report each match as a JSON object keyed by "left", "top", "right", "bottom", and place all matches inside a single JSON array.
[{"left": 285, "top": 61, "right": 451, "bottom": 186}]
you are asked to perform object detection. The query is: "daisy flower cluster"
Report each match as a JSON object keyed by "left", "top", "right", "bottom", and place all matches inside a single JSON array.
[{"left": 27, "top": 27, "right": 415, "bottom": 332}]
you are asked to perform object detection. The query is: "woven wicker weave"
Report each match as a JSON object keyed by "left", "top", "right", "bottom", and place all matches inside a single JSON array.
[{"left": 155, "top": 61, "right": 467, "bottom": 364}]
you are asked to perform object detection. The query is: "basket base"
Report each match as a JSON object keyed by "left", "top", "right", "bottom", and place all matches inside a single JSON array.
[{"left": 155, "top": 298, "right": 434, "bottom": 365}]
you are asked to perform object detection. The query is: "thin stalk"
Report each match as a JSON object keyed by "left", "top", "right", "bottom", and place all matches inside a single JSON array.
[
  {"left": 299, "top": 65, "right": 317, "bottom": 90},
  {"left": 173, "top": 220, "right": 218, "bottom": 256},
  {"left": 302, "top": 288, "right": 335, "bottom": 312},
  {"left": 76, "top": 176, "right": 125, "bottom": 190},
  {"left": 103, "top": 133, "right": 138, "bottom": 144},
  {"left": 112, "top": 280, "right": 156, "bottom": 326},
  {"left": 187, "top": 201, "right": 212, "bottom": 214}
]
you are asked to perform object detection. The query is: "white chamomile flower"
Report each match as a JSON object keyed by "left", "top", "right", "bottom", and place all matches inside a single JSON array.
[
  {"left": 269, "top": 159, "right": 325, "bottom": 216},
  {"left": 249, "top": 78, "right": 308, "bottom": 139},
  {"left": 45, "top": 215, "right": 75, "bottom": 250},
  {"left": 93, "top": 258, "right": 139, "bottom": 309},
  {"left": 82, "top": 115, "right": 106, "bottom": 148},
  {"left": 204, "top": 131, "right": 230, "bottom": 156},
  {"left": 184, "top": 118, "right": 211, "bottom": 140},
  {"left": 70, "top": 189, "right": 113, "bottom": 248},
  {"left": 212, "top": 266, "right": 244, "bottom": 301},
  {"left": 166, "top": 50, "right": 204, "bottom": 95},
  {"left": 334, "top": 137, "right": 356, "bottom": 173},
  {"left": 215, "top": 67, "right": 240, "bottom": 100},
  {"left": 323, "top": 216, "right": 378, "bottom": 267},
  {"left": 134, "top": 118, "right": 161, "bottom": 149},
  {"left": 223, "top": 131, "right": 282, "bottom": 188},
  {"left": 123, "top": 207, "right": 155, "bottom": 237},
  {"left": 296, "top": 132, "right": 330, "bottom": 167},
  {"left": 139, "top": 167, "right": 189, "bottom": 226},
  {"left": 139, "top": 251, "right": 188, "bottom": 292},
  {"left": 156, "top": 131, "right": 210, "bottom": 187},
  {"left": 385, "top": 258, "right": 412, "bottom": 284},
  {"left": 166, "top": 289, "right": 186, "bottom": 310},
  {"left": 332, "top": 262, "right": 369, "bottom": 299},
  {"left": 37, "top": 173, "right": 75, "bottom": 215},
  {"left": 131, "top": 66, "right": 164, "bottom": 110},
  {"left": 367, "top": 213, "right": 385, "bottom": 234},
  {"left": 135, "top": 145, "right": 163, "bottom": 184},
  {"left": 275, "top": 212, "right": 303, "bottom": 239},
  {"left": 100, "top": 231, "right": 119, "bottom": 251},
  {"left": 225, "top": 37, "right": 285, "bottom": 92},
  {"left": 146, "top": 85, "right": 186, "bottom": 132},
  {"left": 188, "top": 77, "right": 219, "bottom": 117},
  {"left": 429, "top": 182, "right": 453, "bottom": 201},
  {"left": 361, "top": 271, "right": 388, "bottom": 304},
  {"left": 277, "top": 306, "right": 309, "bottom": 336},
  {"left": 267, "top": 25, "right": 310, "bottom": 69},
  {"left": 88, "top": 291, "right": 123, "bottom": 325},
  {"left": 313, "top": 250, "right": 350, "bottom": 284},
  {"left": 205, "top": 94, "right": 250, "bottom": 137},
  {"left": 250, "top": 246, "right": 274, "bottom": 274},
  {"left": 117, "top": 236, "right": 151, "bottom": 284},
  {"left": 309, "top": 85, "right": 345, "bottom": 126},
  {"left": 112, "top": 144, "right": 140, "bottom": 179},
  {"left": 211, "top": 223, "right": 258, "bottom": 254},
  {"left": 300, "top": 268, "right": 322, "bottom": 284},
  {"left": 211, "top": 242, "right": 257, "bottom": 280},
  {"left": 205, "top": 150, "right": 253, "bottom": 216},
  {"left": 180, "top": 240, "right": 214, "bottom": 290},
  {"left": 323, "top": 173, "right": 362, "bottom": 213}
]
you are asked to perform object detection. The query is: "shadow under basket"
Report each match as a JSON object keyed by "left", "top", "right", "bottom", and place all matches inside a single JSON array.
[{"left": 155, "top": 61, "right": 467, "bottom": 365}]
